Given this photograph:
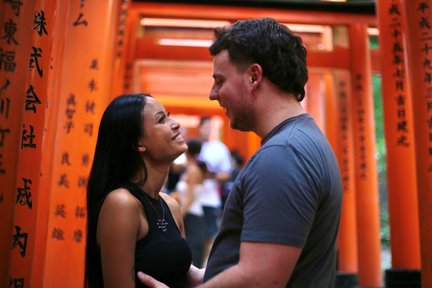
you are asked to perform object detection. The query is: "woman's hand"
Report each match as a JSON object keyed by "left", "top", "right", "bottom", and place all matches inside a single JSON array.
[
  {"left": 137, "top": 265, "right": 204, "bottom": 288},
  {"left": 187, "top": 265, "right": 205, "bottom": 287},
  {"left": 137, "top": 272, "right": 169, "bottom": 288}
]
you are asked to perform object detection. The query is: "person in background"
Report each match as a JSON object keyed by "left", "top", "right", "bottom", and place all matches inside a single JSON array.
[
  {"left": 175, "top": 139, "right": 207, "bottom": 268},
  {"left": 139, "top": 17, "right": 342, "bottom": 287},
  {"left": 85, "top": 94, "right": 202, "bottom": 287},
  {"left": 197, "top": 116, "right": 232, "bottom": 265},
  {"left": 221, "top": 150, "right": 244, "bottom": 209}
]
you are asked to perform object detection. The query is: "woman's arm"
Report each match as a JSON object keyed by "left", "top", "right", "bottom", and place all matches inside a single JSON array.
[{"left": 97, "top": 188, "right": 145, "bottom": 288}]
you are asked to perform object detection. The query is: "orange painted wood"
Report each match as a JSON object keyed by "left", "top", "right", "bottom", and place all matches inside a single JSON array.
[
  {"left": 122, "top": 7, "right": 140, "bottom": 93},
  {"left": 127, "top": 1, "right": 376, "bottom": 166},
  {"left": 307, "top": 48, "right": 350, "bottom": 70},
  {"left": 0, "top": 1, "right": 37, "bottom": 286},
  {"left": 245, "top": 132, "right": 261, "bottom": 161},
  {"left": 349, "top": 23, "right": 382, "bottom": 287},
  {"left": 134, "top": 37, "right": 351, "bottom": 70},
  {"left": 306, "top": 72, "right": 325, "bottom": 133},
  {"left": 327, "top": 71, "right": 358, "bottom": 273},
  {"left": 32, "top": 1, "right": 70, "bottom": 287},
  {"left": 130, "top": 2, "right": 376, "bottom": 26},
  {"left": 8, "top": 0, "right": 57, "bottom": 286},
  {"left": 38, "top": 0, "right": 119, "bottom": 287},
  {"left": 135, "top": 60, "right": 214, "bottom": 100},
  {"left": 376, "top": 0, "right": 420, "bottom": 269},
  {"left": 110, "top": 0, "right": 130, "bottom": 98},
  {"left": 404, "top": 0, "right": 432, "bottom": 286}
]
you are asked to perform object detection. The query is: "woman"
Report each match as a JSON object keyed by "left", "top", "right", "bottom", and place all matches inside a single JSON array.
[
  {"left": 175, "top": 139, "right": 207, "bottom": 268},
  {"left": 85, "top": 94, "right": 202, "bottom": 288}
]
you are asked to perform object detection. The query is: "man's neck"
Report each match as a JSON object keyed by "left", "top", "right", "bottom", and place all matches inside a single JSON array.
[{"left": 253, "top": 89, "right": 305, "bottom": 139}]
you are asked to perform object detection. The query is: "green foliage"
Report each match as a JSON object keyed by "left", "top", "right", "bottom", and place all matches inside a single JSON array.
[
  {"left": 372, "top": 73, "right": 390, "bottom": 248},
  {"left": 370, "top": 35, "right": 379, "bottom": 50}
]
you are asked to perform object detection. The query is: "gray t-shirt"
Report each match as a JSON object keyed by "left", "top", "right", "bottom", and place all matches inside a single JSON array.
[{"left": 204, "top": 114, "right": 342, "bottom": 287}]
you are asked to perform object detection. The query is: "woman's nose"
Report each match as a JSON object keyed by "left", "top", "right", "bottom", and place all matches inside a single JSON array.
[{"left": 170, "top": 120, "right": 180, "bottom": 130}]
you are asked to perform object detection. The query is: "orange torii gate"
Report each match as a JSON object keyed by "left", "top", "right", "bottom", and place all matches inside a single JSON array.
[
  {"left": 349, "top": 23, "right": 383, "bottom": 287},
  {"left": 127, "top": 2, "right": 380, "bottom": 287},
  {"left": 376, "top": 0, "right": 422, "bottom": 287},
  {"left": 404, "top": 1, "right": 432, "bottom": 287},
  {"left": 0, "top": 0, "right": 127, "bottom": 287}
]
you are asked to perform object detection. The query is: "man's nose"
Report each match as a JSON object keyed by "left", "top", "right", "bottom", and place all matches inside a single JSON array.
[{"left": 209, "top": 89, "right": 218, "bottom": 101}]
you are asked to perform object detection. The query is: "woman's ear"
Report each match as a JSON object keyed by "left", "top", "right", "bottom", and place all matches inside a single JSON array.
[{"left": 137, "top": 143, "right": 146, "bottom": 152}]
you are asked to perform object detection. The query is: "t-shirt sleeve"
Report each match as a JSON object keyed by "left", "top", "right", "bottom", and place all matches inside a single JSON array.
[{"left": 241, "top": 145, "right": 320, "bottom": 247}]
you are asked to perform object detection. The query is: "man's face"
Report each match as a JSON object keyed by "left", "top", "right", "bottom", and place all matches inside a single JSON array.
[{"left": 209, "top": 50, "right": 253, "bottom": 131}]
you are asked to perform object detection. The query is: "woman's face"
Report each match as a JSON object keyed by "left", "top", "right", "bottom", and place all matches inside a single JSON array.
[{"left": 139, "top": 97, "right": 187, "bottom": 163}]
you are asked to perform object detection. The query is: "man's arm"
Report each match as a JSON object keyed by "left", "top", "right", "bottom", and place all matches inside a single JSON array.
[
  {"left": 137, "top": 242, "right": 301, "bottom": 288},
  {"left": 200, "top": 241, "right": 302, "bottom": 287}
]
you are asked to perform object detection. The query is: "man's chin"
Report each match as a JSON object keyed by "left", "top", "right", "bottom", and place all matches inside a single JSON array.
[{"left": 230, "top": 120, "right": 248, "bottom": 132}]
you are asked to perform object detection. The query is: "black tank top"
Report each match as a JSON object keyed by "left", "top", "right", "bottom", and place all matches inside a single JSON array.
[{"left": 121, "top": 182, "right": 192, "bottom": 288}]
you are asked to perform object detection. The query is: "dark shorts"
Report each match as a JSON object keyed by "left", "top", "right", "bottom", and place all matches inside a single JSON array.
[
  {"left": 202, "top": 206, "right": 220, "bottom": 238},
  {"left": 184, "top": 214, "right": 206, "bottom": 267}
]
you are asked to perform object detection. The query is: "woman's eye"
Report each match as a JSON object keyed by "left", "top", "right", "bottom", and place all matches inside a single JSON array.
[{"left": 159, "top": 112, "right": 170, "bottom": 123}]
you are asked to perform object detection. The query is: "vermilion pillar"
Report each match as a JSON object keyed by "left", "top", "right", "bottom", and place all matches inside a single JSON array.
[
  {"left": 0, "top": 1, "right": 37, "bottom": 286},
  {"left": 376, "top": 0, "right": 421, "bottom": 286},
  {"left": 2, "top": 0, "right": 125, "bottom": 287},
  {"left": 8, "top": 0, "right": 57, "bottom": 287},
  {"left": 404, "top": 1, "right": 432, "bottom": 287},
  {"left": 331, "top": 28, "right": 359, "bottom": 285},
  {"left": 246, "top": 132, "right": 261, "bottom": 160},
  {"left": 111, "top": 0, "right": 131, "bottom": 97},
  {"left": 121, "top": 5, "right": 140, "bottom": 94},
  {"left": 328, "top": 71, "right": 358, "bottom": 285},
  {"left": 306, "top": 72, "right": 326, "bottom": 133},
  {"left": 39, "top": 0, "right": 121, "bottom": 286},
  {"left": 32, "top": 1, "right": 70, "bottom": 287},
  {"left": 349, "top": 24, "right": 382, "bottom": 287}
]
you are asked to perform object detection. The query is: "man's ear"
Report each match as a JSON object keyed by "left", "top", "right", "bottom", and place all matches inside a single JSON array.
[{"left": 248, "top": 63, "right": 263, "bottom": 85}]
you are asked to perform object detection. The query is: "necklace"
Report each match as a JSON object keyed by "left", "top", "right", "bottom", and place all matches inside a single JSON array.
[{"left": 143, "top": 193, "right": 168, "bottom": 232}]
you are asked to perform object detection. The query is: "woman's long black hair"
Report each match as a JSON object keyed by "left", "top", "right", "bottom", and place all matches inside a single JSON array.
[{"left": 85, "top": 93, "right": 150, "bottom": 287}]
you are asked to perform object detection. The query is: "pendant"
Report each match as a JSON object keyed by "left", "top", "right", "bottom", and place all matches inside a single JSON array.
[{"left": 157, "top": 218, "right": 168, "bottom": 232}]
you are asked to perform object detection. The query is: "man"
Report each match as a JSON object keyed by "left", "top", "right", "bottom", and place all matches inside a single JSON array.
[
  {"left": 197, "top": 116, "right": 232, "bottom": 265},
  {"left": 139, "top": 17, "right": 342, "bottom": 287}
]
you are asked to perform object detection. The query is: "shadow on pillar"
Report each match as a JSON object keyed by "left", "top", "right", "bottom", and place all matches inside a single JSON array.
[
  {"left": 335, "top": 272, "right": 358, "bottom": 288},
  {"left": 384, "top": 269, "right": 421, "bottom": 288}
]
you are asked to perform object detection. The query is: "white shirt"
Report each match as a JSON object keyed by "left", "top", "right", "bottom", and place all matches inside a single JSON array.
[
  {"left": 198, "top": 141, "right": 232, "bottom": 207},
  {"left": 176, "top": 180, "right": 205, "bottom": 216}
]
